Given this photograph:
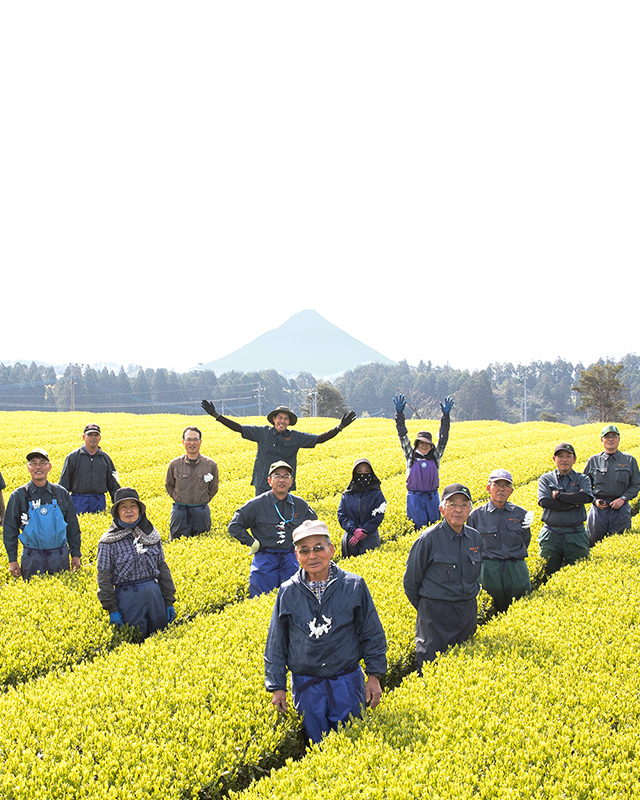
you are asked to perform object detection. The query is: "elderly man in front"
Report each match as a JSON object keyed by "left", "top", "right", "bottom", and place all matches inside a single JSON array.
[{"left": 264, "top": 519, "right": 387, "bottom": 744}]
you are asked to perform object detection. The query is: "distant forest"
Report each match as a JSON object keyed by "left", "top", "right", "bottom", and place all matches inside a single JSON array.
[{"left": 1, "top": 356, "right": 640, "bottom": 424}]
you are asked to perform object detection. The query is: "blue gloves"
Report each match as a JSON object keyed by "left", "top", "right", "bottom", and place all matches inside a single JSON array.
[
  {"left": 393, "top": 393, "right": 406, "bottom": 414},
  {"left": 440, "top": 396, "right": 454, "bottom": 415},
  {"left": 109, "top": 611, "right": 124, "bottom": 627},
  {"left": 166, "top": 606, "right": 176, "bottom": 623}
]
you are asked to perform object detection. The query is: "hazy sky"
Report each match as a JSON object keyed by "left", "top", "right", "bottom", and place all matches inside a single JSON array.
[{"left": 1, "top": 0, "right": 638, "bottom": 374}]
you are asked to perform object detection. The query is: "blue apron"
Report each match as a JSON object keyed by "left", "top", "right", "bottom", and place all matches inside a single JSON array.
[{"left": 19, "top": 498, "right": 68, "bottom": 550}]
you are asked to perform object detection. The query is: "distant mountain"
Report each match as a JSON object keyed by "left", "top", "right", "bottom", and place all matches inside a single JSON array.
[{"left": 199, "top": 310, "right": 396, "bottom": 378}]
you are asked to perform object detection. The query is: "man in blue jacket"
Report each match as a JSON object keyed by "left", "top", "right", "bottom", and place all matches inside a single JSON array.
[
  {"left": 583, "top": 425, "right": 640, "bottom": 546},
  {"left": 265, "top": 519, "right": 387, "bottom": 743},
  {"left": 468, "top": 469, "right": 532, "bottom": 612}
]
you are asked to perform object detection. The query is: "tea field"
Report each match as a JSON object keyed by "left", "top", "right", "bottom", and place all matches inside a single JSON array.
[{"left": 1, "top": 411, "right": 639, "bottom": 798}]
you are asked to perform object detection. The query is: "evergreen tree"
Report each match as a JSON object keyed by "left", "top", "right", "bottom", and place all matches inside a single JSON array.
[
  {"left": 301, "top": 381, "right": 347, "bottom": 417},
  {"left": 572, "top": 362, "right": 629, "bottom": 422}
]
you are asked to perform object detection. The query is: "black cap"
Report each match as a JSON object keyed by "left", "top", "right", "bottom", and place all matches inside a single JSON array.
[
  {"left": 554, "top": 443, "right": 576, "bottom": 457},
  {"left": 441, "top": 483, "right": 472, "bottom": 503}
]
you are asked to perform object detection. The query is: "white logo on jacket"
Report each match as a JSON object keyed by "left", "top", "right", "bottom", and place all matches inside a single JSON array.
[
  {"left": 371, "top": 501, "right": 387, "bottom": 517},
  {"left": 308, "top": 615, "right": 333, "bottom": 639}
]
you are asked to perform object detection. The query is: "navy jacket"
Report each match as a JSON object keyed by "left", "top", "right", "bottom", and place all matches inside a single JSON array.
[{"left": 264, "top": 565, "right": 387, "bottom": 690}]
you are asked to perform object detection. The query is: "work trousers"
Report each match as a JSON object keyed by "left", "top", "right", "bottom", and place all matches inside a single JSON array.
[
  {"left": 407, "top": 490, "right": 440, "bottom": 530},
  {"left": 249, "top": 548, "right": 298, "bottom": 598},
  {"left": 291, "top": 665, "right": 365, "bottom": 744},
  {"left": 169, "top": 503, "right": 211, "bottom": 540},
  {"left": 70, "top": 493, "right": 106, "bottom": 514},
  {"left": 116, "top": 578, "right": 167, "bottom": 639},
  {"left": 21, "top": 545, "right": 70, "bottom": 581},
  {"left": 415, "top": 596, "right": 477, "bottom": 673},
  {"left": 538, "top": 524, "right": 589, "bottom": 577},
  {"left": 588, "top": 503, "right": 632, "bottom": 547},
  {"left": 480, "top": 558, "right": 531, "bottom": 612}
]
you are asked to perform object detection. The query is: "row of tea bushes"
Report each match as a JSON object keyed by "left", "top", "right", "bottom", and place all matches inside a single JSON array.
[
  {"left": 0, "top": 534, "right": 430, "bottom": 799},
  {"left": 2, "top": 413, "right": 633, "bottom": 688},
  {"left": 232, "top": 529, "right": 640, "bottom": 799}
]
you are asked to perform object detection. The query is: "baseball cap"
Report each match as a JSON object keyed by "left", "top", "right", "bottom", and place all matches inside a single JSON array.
[
  {"left": 26, "top": 448, "right": 50, "bottom": 462},
  {"left": 441, "top": 483, "right": 472, "bottom": 503},
  {"left": 488, "top": 469, "right": 513, "bottom": 484},
  {"left": 292, "top": 519, "right": 331, "bottom": 544},
  {"left": 554, "top": 443, "right": 576, "bottom": 456},
  {"left": 268, "top": 461, "right": 293, "bottom": 477}
]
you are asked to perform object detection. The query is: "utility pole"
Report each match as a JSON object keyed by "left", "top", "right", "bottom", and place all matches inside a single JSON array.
[
  {"left": 516, "top": 376, "right": 528, "bottom": 423},
  {"left": 256, "top": 384, "right": 265, "bottom": 416},
  {"left": 70, "top": 364, "right": 76, "bottom": 412}
]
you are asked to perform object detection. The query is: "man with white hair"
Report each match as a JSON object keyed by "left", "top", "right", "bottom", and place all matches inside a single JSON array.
[
  {"left": 404, "top": 483, "right": 482, "bottom": 672},
  {"left": 469, "top": 469, "right": 532, "bottom": 612},
  {"left": 265, "top": 519, "right": 387, "bottom": 743}
]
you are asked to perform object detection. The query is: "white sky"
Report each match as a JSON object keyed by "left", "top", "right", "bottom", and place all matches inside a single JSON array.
[{"left": 1, "top": 0, "right": 638, "bottom": 374}]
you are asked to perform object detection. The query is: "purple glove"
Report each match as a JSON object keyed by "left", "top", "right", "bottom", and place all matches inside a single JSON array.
[{"left": 349, "top": 528, "right": 367, "bottom": 548}]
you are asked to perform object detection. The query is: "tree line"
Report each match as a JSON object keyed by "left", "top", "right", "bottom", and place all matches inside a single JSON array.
[{"left": 1, "top": 356, "right": 639, "bottom": 424}]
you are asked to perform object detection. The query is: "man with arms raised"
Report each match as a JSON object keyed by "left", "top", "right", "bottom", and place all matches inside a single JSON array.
[
  {"left": 4, "top": 449, "right": 81, "bottom": 580},
  {"left": 404, "top": 483, "right": 482, "bottom": 673},
  {"left": 265, "top": 519, "right": 386, "bottom": 744},
  {"left": 228, "top": 461, "right": 317, "bottom": 597},
  {"left": 201, "top": 401, "right": 356, "bottom": 495}
]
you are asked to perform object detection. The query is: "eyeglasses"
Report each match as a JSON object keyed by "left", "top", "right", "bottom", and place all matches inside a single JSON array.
[
  {"left": 296, "top": 544, "right": 330, "bottom": 556},
  {"left": 270, "top": 473, "right": 292, "bottom": 480},
  {"left": 445, "top": 502, "right": 470, "bottom": 511}
]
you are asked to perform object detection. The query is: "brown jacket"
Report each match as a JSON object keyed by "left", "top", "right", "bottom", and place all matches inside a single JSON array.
[{"left": 165, "top": 454, "right": 219, "bottom": 505}]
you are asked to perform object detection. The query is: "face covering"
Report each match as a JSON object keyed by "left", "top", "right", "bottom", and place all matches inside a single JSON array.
[{"left": 354, "top": 473, "right": 373, "bottom": 487}]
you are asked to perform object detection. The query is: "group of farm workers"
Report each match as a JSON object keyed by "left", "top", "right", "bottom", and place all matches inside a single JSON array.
[{"left": 2, "top": 397, "right": 639, "bottom": 745}]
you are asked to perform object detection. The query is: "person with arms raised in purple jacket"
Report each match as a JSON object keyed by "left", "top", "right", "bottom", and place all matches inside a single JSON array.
[{"left": 394, "top": 393, "right": 453, "bottom": 530}]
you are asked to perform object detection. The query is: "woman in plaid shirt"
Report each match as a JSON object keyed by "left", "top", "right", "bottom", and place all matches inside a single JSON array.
[{"left": 97, "top": 487, "right": 176, "bottom": 638}]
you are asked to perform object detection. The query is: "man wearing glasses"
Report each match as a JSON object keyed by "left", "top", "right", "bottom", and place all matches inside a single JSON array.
[
  {"left": 404, "top": 483, "right": 483, "bottom": 673},
  {"left": 228, "top": 461, "right": 317, "bottom": 597},
  {"left": 265, "top": 519, "right": 387, "bottom": 743},
  {"left": 59, "top": 423, "right": 120, "bottom": 514},
  {"left": 165, "top": 426, "right": 219, "bottom": 539},
  {"left": 4, "top": 449, "right": 82, "bottom": 580}
]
